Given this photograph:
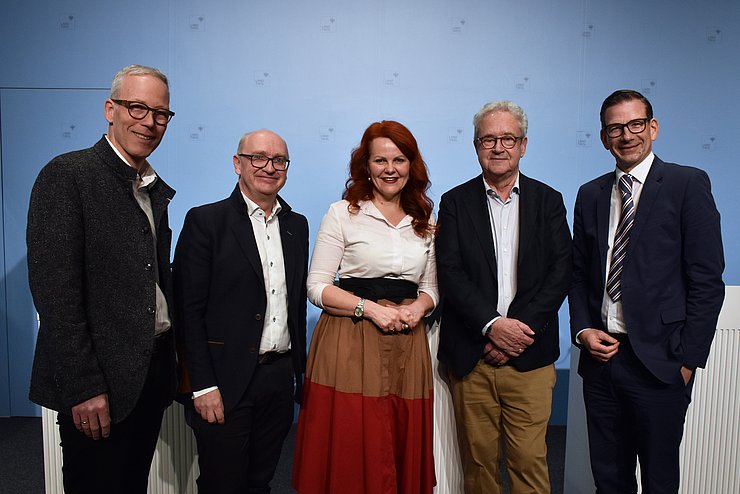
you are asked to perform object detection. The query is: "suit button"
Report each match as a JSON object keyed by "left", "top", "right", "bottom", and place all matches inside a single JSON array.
[
  {"left": 147, "top": 306, "right": 156, "bottom": 315},
  {"left": 142, "top": 226, "right": 150, "bottom": 234},
  {"left": 249, "top": 347, "right": 257, "bottom": 354},
  {"left": 144, "top": 263, "right": 153, "bottom": 271},
  {"left": 255, "top": 314, "right": 262, "bottom": 321}
]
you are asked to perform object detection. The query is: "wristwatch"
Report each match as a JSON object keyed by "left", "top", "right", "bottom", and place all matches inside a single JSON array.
[{"left": 354, "top": 297, "right": 365, "bottom": 318}]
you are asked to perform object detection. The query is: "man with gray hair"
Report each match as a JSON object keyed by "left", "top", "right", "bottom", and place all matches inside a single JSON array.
[
  {"left": 27, "top": 64, "right": 177, "bottom": 493},
  {"left": 436, "top": 101, "right": 572, "bottom": 493},
  {"left": 174, "top": 129, "right": 308, "bottom": 493}
]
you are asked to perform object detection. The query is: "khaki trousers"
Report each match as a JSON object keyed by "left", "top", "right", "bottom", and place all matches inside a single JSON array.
[{"left": 450, "top": 361, "right": 555, "bottom": 494}]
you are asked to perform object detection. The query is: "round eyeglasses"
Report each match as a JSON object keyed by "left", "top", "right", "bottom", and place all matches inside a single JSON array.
[
  {"left": 603, "top": 118, "right": 650, "bottom": 138},
  {"left": 237, "top": 153, "right": 290, "bottom": 171},
  {"left": 111, "top": 99, "right": 175, "bottom": 125},
  {"left": 475, "top": 135, "right": 523, "bottom": 150}
]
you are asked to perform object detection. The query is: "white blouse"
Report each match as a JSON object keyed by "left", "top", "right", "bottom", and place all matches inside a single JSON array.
[{"left": 307, "top": 200, "right": 439, "bottom": 309}]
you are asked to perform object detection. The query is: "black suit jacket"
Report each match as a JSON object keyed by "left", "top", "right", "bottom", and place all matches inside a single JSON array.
[
  {"left": 28, "top": 137, "right": 177, "bottom": 422},
  {"left": 436, "top": 173, "right": 572, "bottom": 378},
  {"left": 569, "top": 157, "right": 724, "bottom": 384},
  {"left": 173, "top": 185, "right": 308, "bottom": 412}
]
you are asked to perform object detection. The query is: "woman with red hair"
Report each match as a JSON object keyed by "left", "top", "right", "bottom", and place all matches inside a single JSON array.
[{"left": 292, "top": 121, "right": 438, "bottom": 493}]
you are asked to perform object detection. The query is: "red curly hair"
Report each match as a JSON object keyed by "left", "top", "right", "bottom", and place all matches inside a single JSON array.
[{"left": 343, "top": 121, "right": 434, "bottom": 238}]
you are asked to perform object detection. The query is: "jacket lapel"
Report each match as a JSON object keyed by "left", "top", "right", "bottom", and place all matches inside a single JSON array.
[
  {"left": 229, "top": 186, "right": 266, "bottom": 288},
  {"left": 626, "top": 157, "right": 664, "bottom": 260},
  {"left": 462, "top": 176, "right": 498, "bottom": 280},
  {"left": 517, "top": 174, "right": 533, "bottom": 271},
  {"left": 596, "top": 173, "right": 614, "bottom": 286}
]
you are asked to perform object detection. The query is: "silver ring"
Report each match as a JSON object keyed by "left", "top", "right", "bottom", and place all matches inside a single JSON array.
[
  {"left": 402, "top": 323, "right": 409, "bottom": 330},
  {"left": 81, "top": 421, "right": 88, "bottom": 425}
]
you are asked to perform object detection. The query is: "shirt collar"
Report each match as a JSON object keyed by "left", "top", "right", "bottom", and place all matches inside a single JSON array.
[
  {"left": 241, "top": 191, "right": 282, "bottom": 220},
  {"left": 482, "top": 173, "right": 520, "bottom": 200},
  {"left": 359, "top": 200, "right": 413, "bottom": 228},
  {"left": 616, "top": 152, "right": 654, "bottom": 184},
  {"left": 104, "top": 134, "right": 158, "bottom": 188}
]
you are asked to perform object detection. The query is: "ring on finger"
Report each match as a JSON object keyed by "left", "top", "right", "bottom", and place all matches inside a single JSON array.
[{"left": 402, "top": 323, "right": 409, "bottom": 330}]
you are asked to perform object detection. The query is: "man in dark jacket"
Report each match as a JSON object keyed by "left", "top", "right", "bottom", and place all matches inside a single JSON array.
[
  {"left": 174, "top": 129, "right": 308, "bottom": 493},
  {"left": 27, "top": 64, "right": 177, "bottom": 494},
  {"left": 436, "top": 101, "right": 572, "bottom": 494}
]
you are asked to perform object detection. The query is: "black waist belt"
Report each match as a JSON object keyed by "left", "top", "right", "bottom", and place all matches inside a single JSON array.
[
  {"left": 258, "top": 350, "right": 291, "bottom": 365},
  {"left": 337, "top": 277, "right": 418, "bottom": 303}
]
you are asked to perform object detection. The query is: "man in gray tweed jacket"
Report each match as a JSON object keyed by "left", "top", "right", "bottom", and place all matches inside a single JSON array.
[{"left": 27, "top": 65, "right": 177, "bottom": 494}]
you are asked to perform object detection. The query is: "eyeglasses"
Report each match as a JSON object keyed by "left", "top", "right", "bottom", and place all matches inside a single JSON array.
[
  {"left": 237, "top": 153, "right": 290, "bottom": 171},
  {"left": 111, "top": 99, "right": 175, "bottom": 125},
  {"left": 475, "top": 135, "right": 523, "bottom": 150},
  {"left": 603, "top": 118, "right": 650, "bottom": 138}
]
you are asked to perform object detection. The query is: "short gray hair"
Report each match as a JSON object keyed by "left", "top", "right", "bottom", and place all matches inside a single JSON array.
[
  {"left": 110, "top": 65, "right": 169, "bottom": 99},
  {"left": 473, "top": 101, "right": 528, "bottom": 139}
]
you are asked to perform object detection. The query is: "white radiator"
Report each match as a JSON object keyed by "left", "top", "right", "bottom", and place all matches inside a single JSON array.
[
  {"left": 42, "top": 402, "right": 199, "bottom": 493},
  {"left": 676, "top": 287, "right": 740, "bottom": 493}
]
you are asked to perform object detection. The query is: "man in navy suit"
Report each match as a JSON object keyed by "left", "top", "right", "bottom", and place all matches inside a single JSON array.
[
  {"left": 174, "top": 129, "right": 308, "bottom": 493},
  {"left": 569, "top": 90, "right": 725, "bottom": 494},
  {"left": 437, "top": 101, "right": 572, "bottom": 494}
]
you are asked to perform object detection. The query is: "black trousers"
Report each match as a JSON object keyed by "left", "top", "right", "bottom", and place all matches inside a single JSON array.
[
  {"left": 583, "top": 337, "right": 694, "bottom": 494},
  {"left": 187, "top": 355, "right": 294, "bottom": 494},
  {"left": 57, "top": 341, "right": 172, "bottom": 494}
]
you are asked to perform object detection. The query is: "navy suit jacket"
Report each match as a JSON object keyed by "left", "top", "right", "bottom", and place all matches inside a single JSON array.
[
  {"left": 436, "top": 173, "right": 572, "bottom": 379},
  {"left": 173, "top": 185, "right": 308, "bottom": 412},
  {"left": 569, "top": 157, "right": 725, "bottom": 384}
]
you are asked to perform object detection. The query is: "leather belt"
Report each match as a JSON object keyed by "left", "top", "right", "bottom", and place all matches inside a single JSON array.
[{"left": 258, "top": 350, "right": 291, "bottom": 365}]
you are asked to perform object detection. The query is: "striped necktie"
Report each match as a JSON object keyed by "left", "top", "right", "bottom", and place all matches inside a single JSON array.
[{"left": 606, "top": 174, "right": 635, "bottom": 302}]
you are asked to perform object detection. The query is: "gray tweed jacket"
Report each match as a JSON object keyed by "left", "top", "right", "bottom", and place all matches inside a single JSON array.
[{"left": 27, "top": 136, "right": 177, "bottom": 423}]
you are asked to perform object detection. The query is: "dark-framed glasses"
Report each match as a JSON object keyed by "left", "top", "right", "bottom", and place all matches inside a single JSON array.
[
  {"left": 604, "top": 118, "right": 650, "bottom": 138},
  {"left": 237, "top": 153, "right": 290, "bottom": 171},
  {"left": 476, "top": 135, "right": 523, "bottom": 150},
  {"left": 111, "top": 99, "right": 175, "bottom": 125}
]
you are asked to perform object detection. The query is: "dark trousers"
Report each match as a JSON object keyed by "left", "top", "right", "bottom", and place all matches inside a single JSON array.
[
  {"left": 583, "top": 338, "right": 694, "bottom": 494},
  {"left": 58, "top": 342, "right": 172, "bottom": 494},
  {"left": 188, "top": 355, "right": 294, "bottom": 494}
]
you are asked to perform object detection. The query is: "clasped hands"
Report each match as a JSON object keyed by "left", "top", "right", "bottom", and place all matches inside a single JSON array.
[
  {"left": 483, "top": 317, "right": 535, "bottom": 367},
  {"left": 365, "top": 300, "right": 423, "bottom": 334}
]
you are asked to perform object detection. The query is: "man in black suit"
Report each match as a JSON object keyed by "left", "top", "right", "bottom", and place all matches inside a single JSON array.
[
  {"left": 436, "top": 101, "right": 572, "bottom": 494},
  {"left": 27, "top": 65, "right": 177, "bottom": 493},
  {"left": 569, "top": 90, "right": 725, "bottom": 494},
  {"left": 174, "top": 129, "right": 308, "bottom": 493}
]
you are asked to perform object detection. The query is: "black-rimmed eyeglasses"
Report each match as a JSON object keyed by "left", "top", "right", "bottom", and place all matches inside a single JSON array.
[
  {"left": 603, "top": 118, "right": 650, "bottom": 138},
  {"left": 475, "top": 135, "right": 523, "bottom": 150},
  {"left": 237, "top": 153, "right": 290, "bottom": 171},
  {"left": 111, "top": 99, "right": 175, "bottom": 125}
]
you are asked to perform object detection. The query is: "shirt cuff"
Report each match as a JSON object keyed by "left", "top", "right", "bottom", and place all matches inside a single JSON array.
[
  {"left": 575, "top": 328, "right": 589, "bottom": 344},
  {"left": 482, "top": 316, "right": 501, "bottom": 336},
  {"left": 192, "top": 386, "right": 218, "bottom": 399}
]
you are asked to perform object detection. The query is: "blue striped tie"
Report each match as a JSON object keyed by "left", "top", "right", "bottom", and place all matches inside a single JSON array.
[{"left": 606, "top": 174, "right": 635, "bottom": 302}]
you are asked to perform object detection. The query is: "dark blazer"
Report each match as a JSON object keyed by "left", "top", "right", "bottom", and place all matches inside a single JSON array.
[
  {"left": 569, "top": 157, "right": 725, "bottom": 384},
  {"left": 28, "top": 137, "right": 177, "bottom": 423},
  {"left": 436, "top": 173, "right": 572, "bottom": 379},
  {"left": 173, "top": 185, "right": 308, "bottom": 412}
]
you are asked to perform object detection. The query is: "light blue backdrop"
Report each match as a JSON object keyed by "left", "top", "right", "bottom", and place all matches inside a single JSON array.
[{"left": 1, "top": 0, "right": 738, "bottom": 419}]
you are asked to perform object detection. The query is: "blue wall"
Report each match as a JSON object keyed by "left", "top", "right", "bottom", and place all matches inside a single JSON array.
[{"left": 2, "top": 0, "right": 739, "bottom": 416}]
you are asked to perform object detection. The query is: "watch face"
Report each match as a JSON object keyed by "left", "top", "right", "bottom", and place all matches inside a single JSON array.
[{"left": 354, "top": 307, "right": 363, "bottom": 317}]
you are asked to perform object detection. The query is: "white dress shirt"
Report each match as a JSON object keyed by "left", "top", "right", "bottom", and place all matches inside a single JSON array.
[
  {"left": 481, "top": 174, "right": 520, "bottom": 334},
  {"left": 600, "top": 152, "right": 654, "bottom": 334},
  {"left": 241, "top": 192, "right": 291, "bottom": 354}
]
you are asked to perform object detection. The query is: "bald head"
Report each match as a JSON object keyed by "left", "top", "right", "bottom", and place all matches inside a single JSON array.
[{"left": 237, "top": 129, "right": 289, "bottom": 157}]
